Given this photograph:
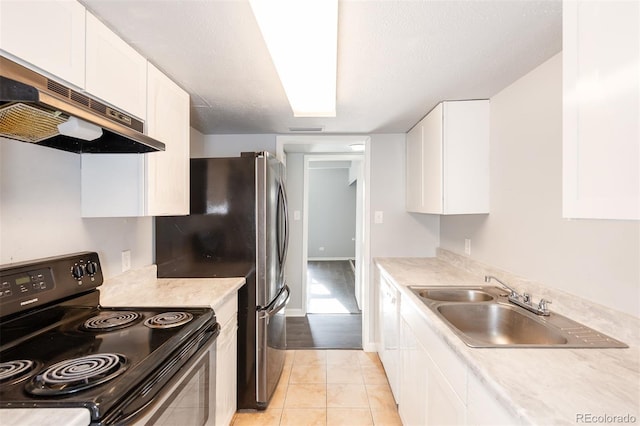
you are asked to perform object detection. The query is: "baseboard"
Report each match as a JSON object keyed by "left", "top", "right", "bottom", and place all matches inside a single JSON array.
[
  {"left": 308, "top": 257, "right": 355, "bottom": 261},
  {"left": 285, "top": 308, "right": 306, "bottom": 317},
  {"left": 362, "top": 342, "right": 378, "bottom": 352}
]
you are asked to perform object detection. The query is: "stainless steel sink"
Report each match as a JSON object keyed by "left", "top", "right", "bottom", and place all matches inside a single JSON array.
[
  {"left": 412, "top": 288, "right": 494, "bottom": 302},
  {"left": 408, "top": 286, "right": 627, "bottom": 348},
  {"left": 437, "top": 303, "right": 567, "bottom": 346}
]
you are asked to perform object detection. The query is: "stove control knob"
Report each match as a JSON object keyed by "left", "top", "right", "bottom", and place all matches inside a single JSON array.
[
  {"left": 71, "top": 265, "right": 84, "bottom": 280},
  {"left": 86, "top": 261, "right": 98, "bottom": 276}
]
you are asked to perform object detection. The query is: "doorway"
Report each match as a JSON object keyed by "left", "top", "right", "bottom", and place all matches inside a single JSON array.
[
  {"left": 306, "top": 159, "right": 359, "bottom": 315},
  {"left": 276, "top": 136, "right": 371, "bottom": 350}
]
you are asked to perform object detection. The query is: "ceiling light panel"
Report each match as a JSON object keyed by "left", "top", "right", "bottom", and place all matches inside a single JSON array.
[{"left": 249, "top": 0, "right": 338, "bottom": 117}]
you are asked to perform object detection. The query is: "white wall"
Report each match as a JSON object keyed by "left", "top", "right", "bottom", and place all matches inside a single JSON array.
[
  {"left": 196, "top": 134, "right": 277, "bottom": 158},
  {"left": 369, "top": 134, "right": 440, "bottom": 257},
  {"left": 282, "top": 136, "right": 441, "bottom": 314},
  {"left": 284, "top": 153, "right": 305, "bottom": 311},
  {"left": 440, "top": 53, "right": 640, "bottom": 318},
  {"left": 308, "top": 167, "right": 356, "bottom": 258},
  {"left": 0, "top": 138, "right": 153, "bottom": 278}
]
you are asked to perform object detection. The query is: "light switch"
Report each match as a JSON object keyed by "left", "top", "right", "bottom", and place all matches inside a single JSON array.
[
  {"left": 374, "top": 211, "right": 384, "bottom": 224},
  {"left": 293, "top": 210, "right": 301, "bottom": 221}
]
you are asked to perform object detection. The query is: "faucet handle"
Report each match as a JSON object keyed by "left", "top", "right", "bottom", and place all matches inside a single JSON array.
[{"left": 538, "top": 298, "right": 552, "bottom": 314}]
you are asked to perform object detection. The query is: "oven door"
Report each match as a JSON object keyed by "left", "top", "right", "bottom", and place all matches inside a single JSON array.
[
  {"left": 136, "top": 340, "right": 216, "bottom": 426},
  {"left": 109, "top": 333, "right": 217, "bottom": 426}
]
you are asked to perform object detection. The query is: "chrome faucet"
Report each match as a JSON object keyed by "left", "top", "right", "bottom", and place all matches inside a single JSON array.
[
  {"left": 484, "top": 275, "right": 551, "bottom": 316},
  {"left": 484, "top": 275, "right": 518, "bottom": 297}
]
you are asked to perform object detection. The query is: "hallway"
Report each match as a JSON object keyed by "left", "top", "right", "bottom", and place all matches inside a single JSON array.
[
  {"left": 307, "top": 261, "right": 359, "bottom": 314},
  {"left": 286, "top": 261, "right": 362, "bottom": 349}
]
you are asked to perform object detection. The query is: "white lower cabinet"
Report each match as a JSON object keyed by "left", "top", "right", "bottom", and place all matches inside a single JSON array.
[
  {"left": 378, "top": 273, "right": 400, "bottom": 403},
  {"left": 467, "top": 373, "right": 521, "bottom": 425},
  {"left": 400, "top": 300, "right": 466, "bottom": 425},
  {"left": 213, "top": 292, "right": 238, "bottom": 426},
  {"left": 399, "top": 317, "right": 428, "bottom": 425},
  {"left": 424, "top": 353, "right": 466, "bottom": 426},
  {"left": 396, "top": 289, "right": 517, "bottom": 426}
]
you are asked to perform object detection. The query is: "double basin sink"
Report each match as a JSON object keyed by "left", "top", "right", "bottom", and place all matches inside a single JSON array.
[{"left": 409, "top": 286, "right": 627, "bottom": 348}]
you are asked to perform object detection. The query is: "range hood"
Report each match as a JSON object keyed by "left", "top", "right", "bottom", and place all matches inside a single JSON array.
[{"left": 0, "top": 56, "right": 165, "bottom": 153}]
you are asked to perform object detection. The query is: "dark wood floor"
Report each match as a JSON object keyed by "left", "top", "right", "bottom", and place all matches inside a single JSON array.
[
  {"left": 286, "top": 261, "right": 362, "bottom": 349},
  {"left": 307, "top": 260, "right": 360, "bottom": 314},
  {"left": 286, "top": 314, "right": 362, "bottom": 349}
]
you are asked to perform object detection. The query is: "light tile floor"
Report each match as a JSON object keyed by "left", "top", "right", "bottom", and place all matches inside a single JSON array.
[{"left": 232, "top": 350, "right": 402, "bottom": 426}]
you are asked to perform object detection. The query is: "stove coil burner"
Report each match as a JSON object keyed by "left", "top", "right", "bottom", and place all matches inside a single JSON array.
[
  {"left": 144, "top": 311, "right": 194, "bottom": 329},
  {"left": 25, "top": 353, "right": 127, "bottom": 396},
  {"left": 0, "top": 360, "right": 38, "bottom": 384},
  {"left": 83, "top": 311, "right": 141, "bottom": 330}
]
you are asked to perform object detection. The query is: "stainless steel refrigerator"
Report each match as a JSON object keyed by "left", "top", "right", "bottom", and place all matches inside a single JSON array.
[{"left": 155, "top": 151, "right": 289, "bottom": 410}]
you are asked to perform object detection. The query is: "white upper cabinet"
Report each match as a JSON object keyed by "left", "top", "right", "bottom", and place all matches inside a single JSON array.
[
  {"left": 405, "top": 122, "right": 423, "bottom": 212},
  {"left": 0, "top": 0, "right": 86, "bottom": 88},
  {"left": 406, "top": 100, "right": 490, "bottom": 215},
  {"left": 563, "top": 1, "right": 640, "bottom": 220},
  {"left": 145, "top": 63, "right": 190, "bottom": 216},
  {"left": 85, "top": 12, "right": 147, "bottom": 120},
  {"left": 82, "top": 64, "right": 190, "bottom": 217}
]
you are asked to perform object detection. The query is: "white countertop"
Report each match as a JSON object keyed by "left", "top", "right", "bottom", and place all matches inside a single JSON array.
[
  {"left": 0, "top": 265, "right": 244, "bottom": 426},
  {"left": 0, "top": 408, "right": 90, "bottom": 426},
  {"left": 98, "top": 264, "right": 245, "bottom": 309},
  {"left": 376, "top": 252, "right": 640, "bottom": 426}
]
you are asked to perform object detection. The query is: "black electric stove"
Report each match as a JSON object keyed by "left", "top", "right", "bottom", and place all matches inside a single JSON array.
[{"left": 0, "top": 252, "right": 219, "bottom": 425}]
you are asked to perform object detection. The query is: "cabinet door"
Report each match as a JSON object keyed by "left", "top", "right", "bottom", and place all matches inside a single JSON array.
[
  {"left": 146, "top": 63, "right": 190, "bottom": 216},
  {"left": 443, "top": 100, "right": 490, "bottom": 214},
  {"left": 421, "top": 103, "right": 444, "bottom": 214},
  {"left": 81, "top": 67, "right": 189, "bottom": 218},
  {"left": 0, "top": 0, "right": 85, "bottom": 88},
  {"left": 379, "top": 275, "right": 400, "bottom": 402},
  {"left": 216, "top": 319, "right": 238, "bottom": 426},
  {"left": 215, "top": 293, "right": 238, "bottom": 426},
  {"left": 399, "top": 318, "right": 428, "bottom": 426},
  {"left": 85, "top": 12, "right": 147, "bottom": 120},
  {"left": 425, "top": 352, "right": 467, "bottom": 426},
  {"left": 406, "top": 123, "right": 423, "bottom": 212},
  {"left": 405, "top": 100, "right": 489, "bottom": 215},
  {"left": 81, "top": 154, "right": 145, "bottom": 217},
  {"left": 467, "top": 372, "right": 521, "bottom": 425},
  {"left": 563, "top": 0, "right": 640, "bottom": 220}
]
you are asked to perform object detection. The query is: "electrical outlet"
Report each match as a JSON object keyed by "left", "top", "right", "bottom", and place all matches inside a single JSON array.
[
  {"left": 319, "top": 247, "right": 325, "bottom": 252},
  {"left": 464, "top": 239, "right": 471, "bottom": 256},
  {"left": 122, "top": 250, "right": 131, "bottom": 272}
]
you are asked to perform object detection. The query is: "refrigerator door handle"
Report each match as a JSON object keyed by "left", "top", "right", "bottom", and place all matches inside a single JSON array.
[
  {"left": 257, "top": 284, "right": 290, "bottom": 319},
  {"left": 277, "top": 183, "right": 289, "bottom": 268}
]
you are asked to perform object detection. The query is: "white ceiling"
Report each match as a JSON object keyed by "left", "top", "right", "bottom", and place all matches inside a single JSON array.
[{"left": 80, "top": 0, "right": 562, "bottom": 135}]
